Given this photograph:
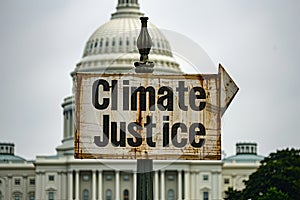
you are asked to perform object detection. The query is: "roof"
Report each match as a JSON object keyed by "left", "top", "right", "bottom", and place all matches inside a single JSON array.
[
  {"left": 223, "top": 154, "right": 264, "bottom": 163},
  {"left": 0, "top": 154, "right": 26, "bottom": 163}
]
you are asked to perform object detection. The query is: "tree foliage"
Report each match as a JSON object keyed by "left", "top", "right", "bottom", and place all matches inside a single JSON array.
[
  {"left": 257, "top": 187, "right": 289, "bottom": 200},
  {"left": 225, "top": 148, "right": 300, "bottom": 200}
]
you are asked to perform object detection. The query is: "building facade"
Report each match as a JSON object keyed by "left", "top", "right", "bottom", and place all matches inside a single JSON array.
[{"left": 0, "top": 1, "right": 264, "bottom": 200}]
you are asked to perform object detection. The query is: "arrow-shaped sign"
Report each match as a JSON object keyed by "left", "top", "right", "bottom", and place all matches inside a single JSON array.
[{"left": 75, "top": 65, "right": 238, "bottom": 160}]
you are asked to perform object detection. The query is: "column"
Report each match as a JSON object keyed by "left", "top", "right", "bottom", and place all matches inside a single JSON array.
[
  {"left": 35, "top": 173, "right": 41, "bottom": 198},
  {"left": 98, "top": 170, "right": 103, "bottom": 200},
  {"left": 23, "top": 175, "right": 28, "bottom": 199},
  {"left": 190, "top": 172, "right": 196, "bottom": 199},
  {"left": 68, "top": 171, "right": 73, "bottom": 200},
  {"left": 8, "top": 174, "right": 12, "bottom": 200},
  {"left": 115, "top": 171, "right": 120, "bottom": 200},
  {"left": 66, "top": 111, "right": 70, "bottom": 138},
  {"left": 184, "top": 170, "right": 190, "bottom": 200},
  {"left": 92, "top": 170, "right": 96, "bottom": 200},
  {"left": 63, "top": 111, "right": 67, "bottom": 138},
  {"left": 57, "top": 172, "right": 61, "bottom": 199},
  {"left": 133, "top": 172, "right": 137, "bottom": 200},
  {"left": 212, "top": 171, "right": 221, "bottom": 200},
  {"left": 232, "top": 174, "right": 237, "bottom": 189},
  {"left": 75, "top": 170, "right": 79, "bottom": 200},
  {"left": 160, "top": 171, "right": 165, "bottom": 200},
  {"left": 61, "top": 172, "right": 67, "bottom": 199},
  {"left": 70, "top": 109, "right": 74, "bottom": 137},
  {"left": 41, "top": 172, "right": 45, "bottom": 199},
  {"left": 154, "top": 171, "right": 159, "bottom": 200},
  {"left": 177, "top": 171, "right": 182, "bottom": 200}
]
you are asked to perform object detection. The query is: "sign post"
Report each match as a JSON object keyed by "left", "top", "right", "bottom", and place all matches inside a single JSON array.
[
  {"left": 134, "top": 17, "right": 154, "bottom": 200},
  {"left": 74, "top": 17, "right": 239, "bottom": 200}
]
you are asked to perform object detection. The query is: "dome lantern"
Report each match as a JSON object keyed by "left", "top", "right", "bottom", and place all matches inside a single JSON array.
[{"left": 111, "top": 0, "right": 143, "bottom": 19}]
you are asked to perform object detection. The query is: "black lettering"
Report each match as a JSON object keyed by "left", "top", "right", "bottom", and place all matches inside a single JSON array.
[
  {"left": 189, "top": 123, "right": 206, "bottom": 148},
  {"left": 145, "top": 116, "right": 156, "bottom": 147},
  {"left": 94, "top": 115, "right": 109, "bottom": 147},
  {"left": 157, "top": 86, "right": 173, "bottom": 111},
  {"left": 190, "top": 87, "right": 206, "bottom": 111},
  {"left": 131, "top": 86, "right": 155, "bottom": 111},
  {"left": 111, "top": 80, "right": 118, "bottom": 110},
  {"left": 176, "top": 81, "right": 188, "bottom": 111},
  {"left": 92, "top": 79, "right": 110, "bottom": 110},
  {"left": 127, "top": 122, "right": 143, "bottom": 147},
  {"left": 123, "top": 80, "right": 130, "bottom": 110},
  {"left": 163, "top": 116, "right": 170, "bottom": 147},
  {"left": 111, "top": 122, "right": 126, "bottom": 147},
  {"left": 171, "top": 123, "right": 187, "bottom": 148}
]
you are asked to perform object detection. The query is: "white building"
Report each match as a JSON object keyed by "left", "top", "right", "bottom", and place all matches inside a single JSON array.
[{"left": 0, "top": 1, "right": 264, "bottom": 200}]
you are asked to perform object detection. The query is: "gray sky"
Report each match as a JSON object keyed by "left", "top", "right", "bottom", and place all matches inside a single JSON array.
[{"left": 0, "top": 0, "right": 299, "bottom": 160}]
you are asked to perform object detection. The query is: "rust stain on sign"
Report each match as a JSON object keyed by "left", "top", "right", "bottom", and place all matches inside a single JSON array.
[{"left": 74, "top": 64, "right": 238, "bottom": 160}]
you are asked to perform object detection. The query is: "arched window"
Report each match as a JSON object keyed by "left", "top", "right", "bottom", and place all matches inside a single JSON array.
[
  {"left": 167, "top": 189, "right": 174, "bottom": 200},
  {"left": 29, "top": 192, "right": 35, "bottom": 200},
  {"left": 0, "top": 191, "right": 2, "bottom": 200},
  {"left": 90, "top": 40, "right": 94, "bottom": 49},
  {"left": 106, "top": 189, "right": 112, "bottom": 200},
  {"left": 203, "top": 191, "right": 209, "bottom": 200},
  {"left": 13, "top": 192, "right": 21, "bottom": 200},
  {"left": 83, "top": 189, "right": 89, "bottom": 200},
  {"left": 123, "top": 189, "right": 129, "bottom": 200},
  {"left": 94, "top": 39, "right": 98, "bottom": 48},
  {"left": 105, "top": 38, "right": 109, "bottom": 47},
  {"left": 48, "top": 191, "right": 54, "bottom": 200}
]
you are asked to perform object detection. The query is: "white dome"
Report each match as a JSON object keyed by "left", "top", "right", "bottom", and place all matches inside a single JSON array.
[{"left": 73, "top": 1, "right": 181, "bottom": 74}]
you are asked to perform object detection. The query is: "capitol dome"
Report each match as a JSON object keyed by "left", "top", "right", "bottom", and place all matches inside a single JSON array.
[{"left": 73, "top": 0, "right": 181, "bottom": 74}]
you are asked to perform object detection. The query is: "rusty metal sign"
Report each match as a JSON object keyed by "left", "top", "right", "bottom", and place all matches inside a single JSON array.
[{"left": 74, "top": 64, "right": 238, "bottom": 160}]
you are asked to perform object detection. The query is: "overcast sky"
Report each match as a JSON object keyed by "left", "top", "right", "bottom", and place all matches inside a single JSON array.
[{"left": 0, "top": 0, "right": 299, "bottom": 160}]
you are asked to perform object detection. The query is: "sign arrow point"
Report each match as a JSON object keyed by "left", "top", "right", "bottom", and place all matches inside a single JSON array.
[{"left": 219, "top": 64, "right": 239, "bottom": 117}]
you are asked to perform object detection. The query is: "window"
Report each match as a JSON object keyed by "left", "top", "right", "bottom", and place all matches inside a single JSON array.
[
  {"left": 167, "top": 189, "right": 175, "bottom": 200},
  {"left": 203, "top": 191, "right": 209, "bottom": 200},
  {"left": 106, "top": 175, "right": 113, "bottom": 181},
  {"left": 123, "top": 189, "right": 129, "bottom": 200},
  {"left": 13, "top": 192, "right": 21, "bottom": 200},
  {"left": 29, "top": 192, "right": 35, "bottom": 200},
  {"left": 15, "top": 179, "right": 21, "bottom": 185},
  {"left": 224, "top": 178, "right": 230, "bottom": 184},
  {"left": 83, "top": 175, "right": 89, "bottom": 181},
  {"left": 203, "top": 175, "right": 209, "bottom": 181},
  {"left": 48, "top": 191, "right": 54, "bottom": 200},
  {"left": 167, "top": 175, "right": 174, "bottom": 181},
  {"left": 106, "top": 189, "right": 112, "bottom": 200},
  {"left": 100, "top": 39, "right": 103, "bottom": 47},
  {"left": 30, "top": 178, "right": 35, "bottom": 185},
  {"left": 0, "top": 191, "right": 2, "bottom": 200},
  {"left": 49, "top": 175, "right": 55, "bottom": 181},
  {"left": 83, "top": 189, "right": 89, "bottom": 200},
  {"left": 123, "top": 175, "right": 130, "bottom": 181}
]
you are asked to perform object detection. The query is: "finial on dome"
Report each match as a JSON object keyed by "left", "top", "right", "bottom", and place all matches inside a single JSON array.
[
  {"left": 134, "top": 17, "right": 154, "bottom": 73},
  {"left": 111, "top": 0, "right": 143, "bottom": 19}
]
